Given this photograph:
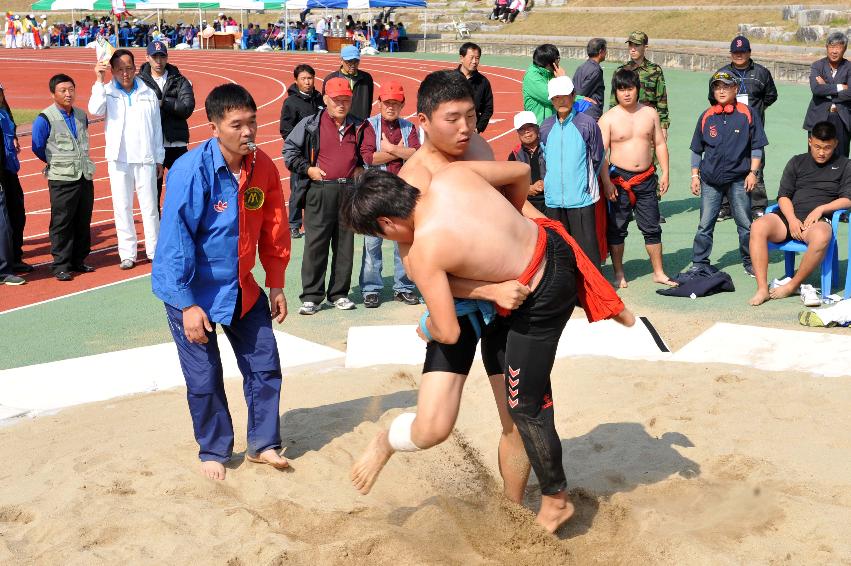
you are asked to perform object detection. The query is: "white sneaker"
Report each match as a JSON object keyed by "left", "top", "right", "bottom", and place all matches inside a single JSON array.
[
  {"left": 800, "top": 284, "right": 821, "bottom": 307},
  {"left": 298, "top": 301, "right": 319, "bottom": 315},
  {"left": 332, "top": 297, "right": 355, "bottom": 310},
  {"left": 119, "top": 259, "right": 135, "bottom": 270},
  {"left": 770, "top": 276, "right": 792, "bottom": 290}
]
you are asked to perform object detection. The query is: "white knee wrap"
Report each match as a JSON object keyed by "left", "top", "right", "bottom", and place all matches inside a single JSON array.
[{"left": 388, "top": 412, "right": 420, "bottom": 452}]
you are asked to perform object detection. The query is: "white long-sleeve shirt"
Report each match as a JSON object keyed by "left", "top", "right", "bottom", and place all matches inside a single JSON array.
[{"left": 88, "top": 78, "right": 165, "bottom": 165}]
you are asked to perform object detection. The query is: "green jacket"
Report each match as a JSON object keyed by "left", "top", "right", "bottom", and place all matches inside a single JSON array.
[
  {"left": 610, "top": 58, "right": 670, "bottom": 128},
  {"left": 523, "top": 64, "right": 555, "bottom": 124}
]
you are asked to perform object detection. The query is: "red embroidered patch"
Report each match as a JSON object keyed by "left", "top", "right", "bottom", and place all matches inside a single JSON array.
[
  {"left": 213, "top": 200, "right": 228, "bottom": 213},
  {"left": 709, "top": 125, "right": 718, "bottom": 138}
]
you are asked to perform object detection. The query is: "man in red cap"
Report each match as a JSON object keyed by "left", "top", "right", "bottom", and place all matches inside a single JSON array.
[
  {"left": 283, "top": 76, "right": 376, "bottom": 315},
  {"left": 360, "top": 81, "right": 422, "bottom": 308}
]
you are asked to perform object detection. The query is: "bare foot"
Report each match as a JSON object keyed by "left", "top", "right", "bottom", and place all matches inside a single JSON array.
[
  {"left": 350, "top": 429, "right": 394, "bottom": 495},
  {"left": 652, "top": 273, "right": 678, "bottom": 287},
  {"left": 769, "top": 282, "right": 798, "bottom": 300},
  {"left": 613, "top": 272, "right": 628, "bottom": 288},
  {"left": 749, "top": 289, "right": 771, "bottom": 306},
  {"left": 536, "top": 491, "right": 575, "bottom": 534},
  {"left": 201, "top": 460, "right": 226, "bottom": 480},
  {"left": 246, "top": 448, "right": 289, "bottom": 469}
]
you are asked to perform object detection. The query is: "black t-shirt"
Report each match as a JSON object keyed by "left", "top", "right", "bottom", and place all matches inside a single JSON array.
[
  {"left": 508, "top": 145, "right": 544, "bottom": 207},
  {"left": 777, "top": 153, "right": 851, "bottom": 221}
]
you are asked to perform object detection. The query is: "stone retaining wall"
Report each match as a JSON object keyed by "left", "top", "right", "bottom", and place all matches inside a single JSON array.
[{"left": 407, "top": 39, "right": 813, "bottom": 83}]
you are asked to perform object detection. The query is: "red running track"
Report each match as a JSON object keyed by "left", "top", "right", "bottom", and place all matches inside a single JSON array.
[{"left": 0, "top": 49, "right": 525, "bottom": 313}]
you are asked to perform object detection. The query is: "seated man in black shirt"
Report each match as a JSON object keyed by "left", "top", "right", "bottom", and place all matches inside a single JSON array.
[
  {"left": 749, "top": 121, "right": 851, "bottom": 305},
  {"left": 506, "top": 111, "right": 546, "bottom": 213}
]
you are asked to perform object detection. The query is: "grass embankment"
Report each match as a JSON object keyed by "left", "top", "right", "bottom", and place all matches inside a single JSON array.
[{"left": 498, "top": 9, "right": 796, "bottom": 43}]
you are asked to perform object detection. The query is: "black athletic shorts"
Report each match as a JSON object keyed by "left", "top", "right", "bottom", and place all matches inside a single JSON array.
[
  {"left": 772, "top": 209, "right": 830, "bottom": 241},
  {"left": 422, "top": 312, "right": 485, "bottom": 375}
]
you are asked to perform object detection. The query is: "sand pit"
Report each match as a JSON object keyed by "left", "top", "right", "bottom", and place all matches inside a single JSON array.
[{"left": 0, "top": 357, "right": 849, "bottom": 564}]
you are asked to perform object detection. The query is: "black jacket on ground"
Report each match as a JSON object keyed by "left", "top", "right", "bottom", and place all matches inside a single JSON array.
[
  {"left": 138, "top": 63, "right": 195, "bottom": 144},
  {"left": 279, "top": 83, "right": 325, "bottom": 139},
  {"left": 454, "top": 66, "right": 494, "bottom": 133},
  {"left": 711, "top": 60, "right": 778, "bottom": 124},
  {"left": 322, "top": 69, "right": 374, "bottom": 121}
]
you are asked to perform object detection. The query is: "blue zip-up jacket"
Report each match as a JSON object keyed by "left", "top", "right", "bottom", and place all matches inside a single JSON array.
[
  {"left": 0, "top": 109, "right": 19, "bottom": 173},
  {"left": 540, "top": 109, "right": 604, "bottom": 209},
  {"left": 152, "top": 139, "right": 289, "bottom": 325}
]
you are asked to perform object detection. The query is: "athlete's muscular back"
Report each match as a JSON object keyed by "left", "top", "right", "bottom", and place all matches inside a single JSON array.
[
  {"left": 599, "top": 104, "right": 660, "bottom": 172},
  {"left": 408, "top": 164, "right": 538, "bottom": 287}
]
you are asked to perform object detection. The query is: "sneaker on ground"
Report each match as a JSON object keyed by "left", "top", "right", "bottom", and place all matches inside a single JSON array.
[
  {"left": 800, "top": 284, "right": 821, "bottom": 307},
  {"left": 752, "top": 208, "right": 765, "bottom": 219},
  {"left": 1, "top": 274, "right": 26, "bottom": 285},
  {"left": 798, "top": 310, "right": 827, "bottom": 327},
  {"left": 394, "top": 291, "right": 419, "bottom": 305},
  {"left": 363, "top": 293, "right": 380, "bottom": 308},
  {"left": 119, "top": 259, "right": 135, "bottom": 270},
  {"left": 332, "top": 297, "right": 355, "bottom": 310},
  {"left": 717, "top": 209, "right": 732, "bottom": 221},
  {"left": 298, "top": 301, "right": 319, "bottom": 315},
  {"left": 770, "top": 276, "right": 792, "bottom": 289},
  {"left": 290, "top": 228, "right": 303, "bottom": 239},
  {"left": 744, "top": 265, "right": 756, "bottom": 278}
]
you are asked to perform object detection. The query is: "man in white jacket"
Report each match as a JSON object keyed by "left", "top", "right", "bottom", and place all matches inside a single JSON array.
[{"left": 89, "top": 48, "right": 164, "bottom": 269}]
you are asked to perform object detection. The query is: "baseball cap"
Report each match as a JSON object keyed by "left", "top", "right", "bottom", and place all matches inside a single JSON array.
[
  {"left": 730, "top": 35, "right": 751, "bottom": 53},
  {"left": 547, "top": 76, "right": 575, "bottom": 99},
  {"left": 710, "top": 71, "right": 738, "bottom": 86},
  {"left": 378, "top": 81, "right": 405, "bottom": 102},
  {"left": 147, "top": 40, "right": 168, "bottom": 56},
  {"left": 513, "top": 110, "right": 537, "bottom": 130},
  {"left": 626, "top": 31, "right": 648, "bottom": 45},
  {"left": 325, "top": 77, "right": 353, "bottom": 98},
  {"left": 341, "top": 45, "right": 361, "bottom": 61}
]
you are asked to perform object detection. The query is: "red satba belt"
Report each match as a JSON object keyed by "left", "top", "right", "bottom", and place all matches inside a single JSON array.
[
  {"left": 496, "top": 218, "right": 625, "bottom": 322},
  {"left": 610, "top": 164, "right": 656, "bottom": 207}
]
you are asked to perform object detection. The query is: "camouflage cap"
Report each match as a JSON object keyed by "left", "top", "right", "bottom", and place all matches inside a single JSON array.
[{"left": 626, "top": 31, "right": 648, "bottom": 45}]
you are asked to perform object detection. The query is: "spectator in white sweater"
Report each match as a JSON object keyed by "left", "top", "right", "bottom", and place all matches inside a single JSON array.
[{"left": 88, "top": 49, "right": 164, "bottom": 269}]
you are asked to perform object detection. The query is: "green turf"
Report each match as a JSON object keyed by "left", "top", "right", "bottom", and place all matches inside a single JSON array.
[
  {"left": 1, "top": 52, "right": 844, "bottom": 370},
  {"left": 9, "top": 109, "right": 41, "bottom": 125}
]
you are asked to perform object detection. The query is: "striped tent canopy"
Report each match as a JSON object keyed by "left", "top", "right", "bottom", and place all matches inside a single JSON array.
[{"left": 29, "top": 0, "right": 286, "bottom": 10}]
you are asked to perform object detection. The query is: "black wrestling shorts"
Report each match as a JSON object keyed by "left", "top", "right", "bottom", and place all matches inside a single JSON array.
[{"left": 422, "top": 312, "right": 484, "bottom": 375}]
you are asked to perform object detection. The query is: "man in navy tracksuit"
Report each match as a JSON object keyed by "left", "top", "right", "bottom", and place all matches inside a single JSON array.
[{"left": 688, "top": 71, "right": 768, "bottom": 277}]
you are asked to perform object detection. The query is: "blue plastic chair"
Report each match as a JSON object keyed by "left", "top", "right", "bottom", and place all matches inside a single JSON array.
[
  {"left": 306, "top": 30, "right": 316, "bottom": 51},
  {"left": 845, "top": 223, "right": 851, "bottom": 299},
  {"left": 765, "top": 204, "right": 845, "bottom": 296},
  {"left": 388, "top": 38, "right": 399, "bottom": 52}
]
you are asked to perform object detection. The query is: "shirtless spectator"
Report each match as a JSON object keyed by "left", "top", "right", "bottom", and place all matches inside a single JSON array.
[
  {"left": 749, "top": 121, "right": 851, "bottom": 305},
  {"left": 599, "top": 68, "right": 675, "bottom": 288}
]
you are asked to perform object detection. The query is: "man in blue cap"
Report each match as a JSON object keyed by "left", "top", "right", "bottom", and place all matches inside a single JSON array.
[
  {"left": 713, "top": 35, "right": 778, "bottom": 220},
  {"left": 323, "top": 45, "right": 374, "bottom": 121}
]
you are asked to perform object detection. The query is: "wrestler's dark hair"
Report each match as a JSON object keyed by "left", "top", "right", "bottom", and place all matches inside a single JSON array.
[
  {"left": 612, "top": 68, "right": 640, "bottom": 103},
  {"left": 205, "top": 84, "right": 257, "bottom": 123},
  {"left": 49, "top": 74, "right": 76, "bottom": 93},
  {"left": 459, "top": 42, "right": 481, "bottom": 57},
  {"left": 809, "top": 121, "right": 837, "bottom": 141},
  {"left": 109, "top": 48, "right": 135, "bottom": 68},
  {"left": 341, "top": 169, "right": 420, "bottom": 236},
  {"left": 532, "top": 44, "right": 560, "bottom": 69},
  {"left": 293, "top": 63, "right": 315, "bottom": 79},
  {"left": 417, "top": 70, "right": 474, "bottom": 119}
]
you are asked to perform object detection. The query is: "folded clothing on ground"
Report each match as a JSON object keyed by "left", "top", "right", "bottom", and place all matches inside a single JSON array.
[{"left": 657, "top": 264, "right": 735, "bottom": 298}]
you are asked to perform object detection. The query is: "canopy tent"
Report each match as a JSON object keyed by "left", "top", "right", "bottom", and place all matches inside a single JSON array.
[
  {"left": 282, "top": 0, "right": 425, "bottom": 6},
  {"left": 29, "top": 0, "right": 285, "bottom": 10}
]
